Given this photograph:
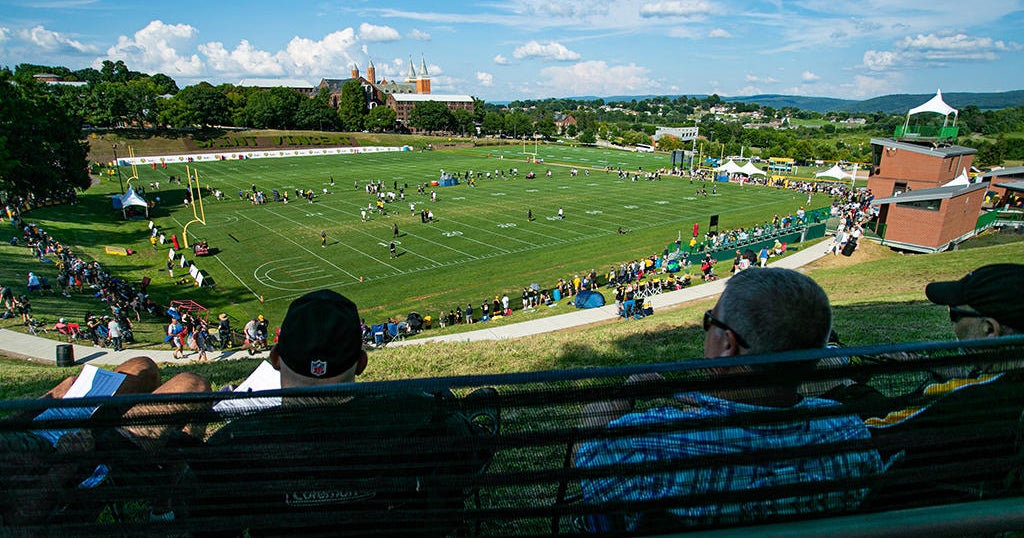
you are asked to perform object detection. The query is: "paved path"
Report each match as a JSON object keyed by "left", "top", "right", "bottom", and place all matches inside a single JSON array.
[{"left": 0, "top": 245, "right": 829, "bottom": 366}]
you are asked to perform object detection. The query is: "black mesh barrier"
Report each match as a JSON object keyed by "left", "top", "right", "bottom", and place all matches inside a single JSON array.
[{"left": 3, "top": 336, "right": 1024, "bottom": 537}]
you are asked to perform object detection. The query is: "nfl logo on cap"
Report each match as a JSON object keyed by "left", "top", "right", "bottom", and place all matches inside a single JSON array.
[{"left": 310, "top": 360, "right": 327, "bottom": 377}]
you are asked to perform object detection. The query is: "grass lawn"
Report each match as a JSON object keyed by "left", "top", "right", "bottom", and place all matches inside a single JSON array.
[{"left": 5, "top": 140, "right": 830, "bottom": 342}]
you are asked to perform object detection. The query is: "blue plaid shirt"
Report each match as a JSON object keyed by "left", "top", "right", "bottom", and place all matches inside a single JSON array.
[{"left": 574, "top": 393, "right": 885, "bottom": 530}]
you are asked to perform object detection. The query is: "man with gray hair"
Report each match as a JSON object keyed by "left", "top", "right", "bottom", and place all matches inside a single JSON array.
[{"left": 575, "top": 268, "right": 885, "bottom": 531}]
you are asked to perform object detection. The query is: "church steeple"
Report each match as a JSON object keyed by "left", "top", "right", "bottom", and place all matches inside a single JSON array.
[
  {"left": 366, "top": 59, "right": 376, "bottom": 85},
  {"left": 405, "top": 57, "right": 417, "bottom": 83},
  {"left": 415, "top": 55, "right": 431, "bottom": 94}
]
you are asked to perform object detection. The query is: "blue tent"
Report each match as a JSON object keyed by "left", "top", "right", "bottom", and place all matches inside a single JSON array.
[{"left": 573, "top": 290, "right": 606, "bottom": 309}]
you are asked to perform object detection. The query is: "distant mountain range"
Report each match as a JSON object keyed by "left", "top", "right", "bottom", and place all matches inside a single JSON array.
[
  {"left": 508, "top": 90, "right": 1024, "bottom": 114},
  {"left": 722, "top": 90, "right": 1024, "bottom": 114}
]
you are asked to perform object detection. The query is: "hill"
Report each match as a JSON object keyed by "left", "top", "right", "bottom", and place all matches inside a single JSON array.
[
  {"left": 724, "top": 90, "right": 1024, "bottom": 114},
  {"left": 534, "top": 90, "right": 1024, "bottom": 114}
]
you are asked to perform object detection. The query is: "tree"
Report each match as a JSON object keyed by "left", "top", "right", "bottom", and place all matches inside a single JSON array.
[
  {"left": 242, "top": 87, "right": 301, "bottom": 129},
  {"left": 408, "top": 101, "right": 454, "bottom": 133},
  {"left": 337, "top": 80, "right": 367, "bottom": 131},
  {"left": 0, "top": 70, "right": 90, "bottom": 197},
  {"left": 296, "top": 89, "right": 341, "bottom": 131},
  {"left": 578, "top": 128, "right": 597, "bottom": 145},
  {"left": 503, "top": 111, "right": 533, "bottom": 139},
  {"left": 176, "top": 82, "right": 230, "bottom": 127},
  {"left": 365, "top": 105, "right": 396, "bottom": 133},
  {"left": 481, "top": 111, "right": 504, "bottom": 135},
  {"left": 452, "top": 109, "right": 475, "bottom": 136}
]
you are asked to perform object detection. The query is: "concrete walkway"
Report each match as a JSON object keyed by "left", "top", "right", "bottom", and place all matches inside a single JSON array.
[
  {"left": 0, "top": 244, "right": 829, "bottom": 367},
  {"left": 390, "top": 243, "right": 828, "bottom": 346}
]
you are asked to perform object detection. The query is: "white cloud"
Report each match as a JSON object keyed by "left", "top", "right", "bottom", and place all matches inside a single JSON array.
[
  {"left": 476, "top": 71, "right": 494, "bottom": 87},
  {"left": 493, "top": 54, "right": 511, "bottom": 65},
  {"left": 744, "top": 74, "right": 777, "bottom": 84},
  {"left": 514, "top": 0, "right": 612, "bottom": 20},
  {"left": 100, "top": 20, "right": 203, "bottom": 76},
  {"left": 862, "top": 50, "right": 896, "bottom": 71},
  {"left": 538, "top": 60, "right": 652, "bottom": 96},
  {"left": 358, "top": 23, "right": 400, "bottom": 42},
  {"left": 18, "top": 25, "right": 97, "bottom": 54},
  {"left": 639, "top": 0, "right": 715, "bottom": 18},
  {"left": 408, "top": 28, "right": 431, "bottom": 40},
  {"left": 801, "top": 71, "right": 820, "bottom": 82},
  {"left": 513, "top": 41, "right": 580, "bottom": 61},
  {"left": 707, "top": 28, "right": 731, "bottom": 38},
  {"left": 278, "top": 28, "right": 359, "bottom": 76},
  {"left": 863, "top": 32, "right": 1022, "bottom": 71},
  {"left": 198, "top": 40, "right": 283, "bottom": 76}
]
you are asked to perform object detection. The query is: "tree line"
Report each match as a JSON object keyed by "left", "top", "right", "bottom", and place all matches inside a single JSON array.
[{"left": 4, "top": 60, "right": 1024, "bottom": 198}]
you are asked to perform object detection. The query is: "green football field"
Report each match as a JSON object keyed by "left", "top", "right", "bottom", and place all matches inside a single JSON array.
[{"left": 47, "top": 144, "right": 831, "bottom": 327}]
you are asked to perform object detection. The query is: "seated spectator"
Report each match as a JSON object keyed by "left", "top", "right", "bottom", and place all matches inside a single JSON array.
[
  {"left": 192, "top": 290, "right": 489, "bottom": 536},
  {"left": 53, "top": 317, "right": 82, "bottom": 342},
  {"left": 926, "top": 264, "right": 1022, "bottom": 341},
  {"left": 575, "top": 268, "right": 886, "bottom": 531},
  {"left": 1, "top": 357, "right": 210, "bottom": 524}
]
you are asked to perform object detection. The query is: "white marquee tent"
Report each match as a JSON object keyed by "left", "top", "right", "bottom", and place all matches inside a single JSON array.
[
  {"left": 738, "top": 161, "right": 766, "bottom": 176},
  {"left": 942, "top": 168, "right": 971, "bottom": 187},
  {"left": 714, "top": 160, "right": 744, "bottom": 175},
  {"left": 118, "top": 188, "right": 149, "bottom": 219},
  {"left": 815, "top": 163, "right": 854, "bottom": 180}
]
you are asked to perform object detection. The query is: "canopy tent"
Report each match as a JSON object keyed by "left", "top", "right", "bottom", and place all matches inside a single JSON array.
[
  {"left": 815, "top": 163, "right": 854, "bottom": 180},
  {"left": 909, "top": 89, "right": 958, "bottom": 118},
  {"left": 738, "top": 161, "right": 766, "bottom": 176},
  {"left": 714, "top": 160, "right": 744, "bottom": 175},
  {"left": 900, "top": 89, "right": 958, "bottom": 137},
  {"left": 118, "top": 187, "right": 149, "bottom": 219},
  {"left": 942, "top": 168, "right": 971, "bottom": 187}
]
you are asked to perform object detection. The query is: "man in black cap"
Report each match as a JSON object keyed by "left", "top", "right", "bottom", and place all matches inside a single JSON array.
[
  {"left": 925, "top": 263, "right": 1023, "bottom": 340},
  {"left": 193, "top": 290, "right": 487, "bottom": 536},
  {"left": 269, "top": 289, "right": 367, "bottom": 387}
]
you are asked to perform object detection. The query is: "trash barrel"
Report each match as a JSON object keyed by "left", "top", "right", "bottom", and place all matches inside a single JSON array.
[
  {"left": 553, "top": 288, "right": 562, "bottom": 301},
  {"left": 56, "top": 343, "right": 74, "bottom": 367}
]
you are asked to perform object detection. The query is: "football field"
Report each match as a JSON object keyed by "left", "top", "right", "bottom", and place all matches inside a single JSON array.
[{"left": 123, "top": 144, "right": 827, "bottom": 323}]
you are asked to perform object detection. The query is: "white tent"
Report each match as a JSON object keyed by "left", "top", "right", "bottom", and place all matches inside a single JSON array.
[
  {"left": 901, "top": 89, "right": 958, "bottom": 137},
  {"left": 815, "top": 163, "right": 854, "bottom": 180},
  {"left": 942, "top": 168, "right": 971, "bottom": 187},
  {"left": 909, "top": 89, "right": 958, "bottom": 118},
  {"left": 714, "top": 160, "right": 743, "bottom": 175},
  {"left": 119, "top": 187, "right": 149, "bottom": 218},
  {"left": 738, "top": 161, "right": 766, "bottom": 176}
]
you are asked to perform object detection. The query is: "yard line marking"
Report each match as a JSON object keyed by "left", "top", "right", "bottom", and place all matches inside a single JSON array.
[{"left": 236, "top": 212, "right": 360, "bottom": 279}]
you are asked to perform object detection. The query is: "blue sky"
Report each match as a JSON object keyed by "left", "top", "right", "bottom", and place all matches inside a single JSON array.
[{"left": 1, "top": 0, "right": 1022, "bottom": 102}]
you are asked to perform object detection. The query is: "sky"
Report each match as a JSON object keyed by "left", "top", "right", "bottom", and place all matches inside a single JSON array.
[{"left": 1, "top": 0, "right": 1023, "bottom": 103}]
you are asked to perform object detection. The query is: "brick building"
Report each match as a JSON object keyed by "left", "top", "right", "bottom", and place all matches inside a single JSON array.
[{"left": 867, "top": 92, "right": 988, "bottom": 252}]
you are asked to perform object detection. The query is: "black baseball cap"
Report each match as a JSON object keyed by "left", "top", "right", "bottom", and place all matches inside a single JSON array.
[
  {"left": 276, "top": 290, "right": 363, "bottom": 378},
  {"left": 925, "top": 264, "right": 1024, "bottom": 331}
]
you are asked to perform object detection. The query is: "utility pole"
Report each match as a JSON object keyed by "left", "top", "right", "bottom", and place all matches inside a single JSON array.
[{"left": 112, "top": 144, "right": 125, "bottom": 194}]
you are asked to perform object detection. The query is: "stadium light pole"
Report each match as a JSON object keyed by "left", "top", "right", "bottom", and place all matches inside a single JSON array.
[{"left": 112, "top": 144, "right": 125, "bottom": 194}]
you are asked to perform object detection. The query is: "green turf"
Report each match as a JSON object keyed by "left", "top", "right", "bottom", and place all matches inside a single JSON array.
[{"left": 8, "top": 143, "right": 830, "bottom": 336}]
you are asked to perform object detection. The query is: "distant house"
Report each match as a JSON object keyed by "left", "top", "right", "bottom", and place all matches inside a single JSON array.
[{"left": 553, "top": 113, "right": 577, "bottom": 133}]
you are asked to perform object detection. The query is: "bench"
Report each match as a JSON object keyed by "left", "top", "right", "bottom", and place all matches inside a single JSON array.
[{"left": 3, "top": 336, "right": 1024, "bottom": 537}]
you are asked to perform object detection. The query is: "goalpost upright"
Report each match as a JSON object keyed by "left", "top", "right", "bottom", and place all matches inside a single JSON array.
[{"left": 181, "top": 165, "right": 207, "bottom": 249}]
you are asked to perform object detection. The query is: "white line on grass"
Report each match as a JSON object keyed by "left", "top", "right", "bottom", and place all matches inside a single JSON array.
[
  {"left": 170, "top": 215, "right": 262, "bottom": 301},
  {"left": 236, "top": 211, "right": 360, "bottom": 283}
]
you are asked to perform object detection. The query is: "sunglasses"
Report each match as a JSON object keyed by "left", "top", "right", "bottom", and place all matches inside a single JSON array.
[
  {"left": 948, "top": 306, "right": 985, "bottom": 324},
  {"left": 703, "top": 310, "right": 750, "bottom": 348}
]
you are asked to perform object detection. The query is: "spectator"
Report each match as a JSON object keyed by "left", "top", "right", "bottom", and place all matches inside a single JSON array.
[
  {"left": 192, "top": 290, "right": 488, "bottom": 535},
  {"left": 217, "top": 313, "right": 232, "bottom": 350},
  {"left": 1, "top": 357, "right": 210, "bottom": 524},
  {"left": 575, "top": 268, "right": 886, "bottom": 531},
  {"left": 925, "top": 264, "right": 1023, "bottom": 340},
  {"left": 107, "top": 316, "right": 123, "bottom": 352}
]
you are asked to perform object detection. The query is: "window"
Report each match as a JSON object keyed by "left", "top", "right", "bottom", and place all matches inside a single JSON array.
[{"left": 897, "top": 199, "right": 941, "bottom": 211}]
